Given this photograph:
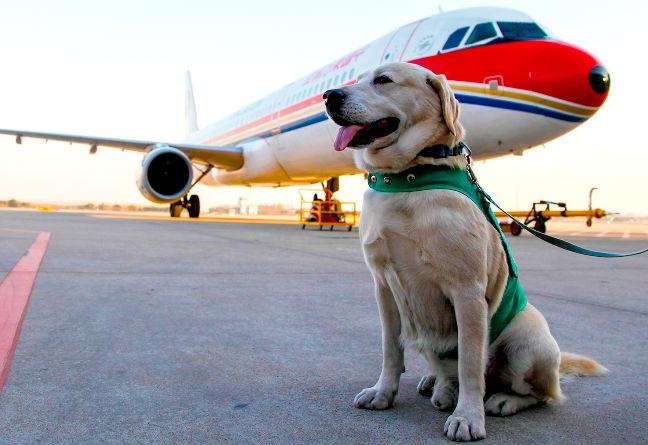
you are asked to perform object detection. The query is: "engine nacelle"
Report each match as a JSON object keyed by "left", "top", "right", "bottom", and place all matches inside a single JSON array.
[{"left": 136, "top": 145, "right": 193, "bottom": 204}]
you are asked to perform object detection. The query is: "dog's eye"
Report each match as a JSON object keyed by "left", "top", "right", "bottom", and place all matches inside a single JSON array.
[{"left": 373, "top": 75, "right": 394, "bottom": 85}]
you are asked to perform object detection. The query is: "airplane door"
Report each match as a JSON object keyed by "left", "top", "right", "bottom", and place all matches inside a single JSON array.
[{"left": 379, "top": 20, "right": 423, "bottom": 64}]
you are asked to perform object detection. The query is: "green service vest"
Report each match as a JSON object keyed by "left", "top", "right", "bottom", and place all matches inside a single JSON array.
[{"left": 367, "top": 164, "right": 527, "bottom": 358}]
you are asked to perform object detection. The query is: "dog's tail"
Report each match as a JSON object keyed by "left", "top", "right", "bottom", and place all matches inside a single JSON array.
[{"left": 560, "top": 352, "right": 608, "bottom": 376}]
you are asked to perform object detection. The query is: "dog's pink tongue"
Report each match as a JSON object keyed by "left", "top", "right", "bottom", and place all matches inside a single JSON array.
[{"left": 334, "top": 125, "right": 363, "bottom": 151}]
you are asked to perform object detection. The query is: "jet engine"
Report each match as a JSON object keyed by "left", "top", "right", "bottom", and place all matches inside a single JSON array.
[{"left": 136, "top": 145, "right": 193, "bottom": 203}]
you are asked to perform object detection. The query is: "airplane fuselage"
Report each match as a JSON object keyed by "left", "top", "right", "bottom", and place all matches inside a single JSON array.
[{"left": 186, "top": 7, "right": 609, "bottom": 187}]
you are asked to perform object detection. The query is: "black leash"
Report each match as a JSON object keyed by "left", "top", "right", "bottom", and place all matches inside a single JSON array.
[{"left": 459, "top": 148, "right": 648, "bottom": 258}]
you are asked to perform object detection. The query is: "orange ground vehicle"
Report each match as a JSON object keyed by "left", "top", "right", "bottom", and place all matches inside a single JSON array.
[{"left": 299, "top": 178, "right": 357, "bottom": 231}]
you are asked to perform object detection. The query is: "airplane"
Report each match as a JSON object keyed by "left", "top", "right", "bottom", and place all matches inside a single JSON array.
[{"left": 0, "top": 6, "right": 610, "bottom": 218}]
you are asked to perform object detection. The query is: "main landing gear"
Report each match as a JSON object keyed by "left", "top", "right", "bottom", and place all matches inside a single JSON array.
[
  {"left": 170, "top": 194, "right": 200, "bottom": 218},
  {"left": 168, "top": 165, "right": 213, "bottom": 219}
]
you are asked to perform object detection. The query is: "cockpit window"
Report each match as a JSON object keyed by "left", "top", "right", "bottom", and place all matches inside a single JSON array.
[
  {"left": 465, "top": 22, "right": 497, "bottom": 45},
  {"left": 441, "top": 21, "right": 548, "bottom": 53},
  {"left": 497, "top": 22, "right": 548, "bottom": 40},
  {"left": 442, "top": 26, "right": 469, "bottom": 50}
]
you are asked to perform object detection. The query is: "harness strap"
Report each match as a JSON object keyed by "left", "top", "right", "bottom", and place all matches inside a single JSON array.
[{"left": 367, "top": 162, "right": 527, "bottom": 358}]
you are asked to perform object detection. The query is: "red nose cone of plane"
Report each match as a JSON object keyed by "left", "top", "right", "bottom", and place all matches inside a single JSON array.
[
  {"left": 529, "top": 41, "right": 610, "bottom": 108},
  {"left": 412, "top": 39, "right": 610, "bottom": 116}
]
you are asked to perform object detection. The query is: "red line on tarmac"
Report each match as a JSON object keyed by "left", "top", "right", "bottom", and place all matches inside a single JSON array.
[{"left": 0, "top": 231, "right": 51, "bottom": 391}]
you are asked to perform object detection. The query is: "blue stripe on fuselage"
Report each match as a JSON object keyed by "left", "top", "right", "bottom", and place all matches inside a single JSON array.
[
  {"left": 454, "top": 94, "right": 585, "bottom": 123},
  {"left": 232, "top": 93, "right": 584, "bottom": 144},
  {"left": 236, "top": 112, "right": 329, "bottom": 145}
]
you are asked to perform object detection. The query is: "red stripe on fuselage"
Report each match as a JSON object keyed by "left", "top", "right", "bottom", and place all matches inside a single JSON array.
[
  {"left": 205, "top": 80, "right": 356, "bottom": 145},
  {"left": 205, "top": 91, "right": 327, "bottom": 144}
]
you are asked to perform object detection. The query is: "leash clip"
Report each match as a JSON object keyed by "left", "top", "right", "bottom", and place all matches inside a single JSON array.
[{"left": 462, "top": 144, "right": 478, "bottom": 183}]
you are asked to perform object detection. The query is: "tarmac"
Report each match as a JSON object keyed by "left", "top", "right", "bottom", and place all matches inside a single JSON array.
[{"left": 0, "top": 209, "right": 646, "bottom": 444}]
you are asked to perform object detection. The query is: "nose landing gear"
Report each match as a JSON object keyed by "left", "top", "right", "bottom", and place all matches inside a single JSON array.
[{"left": 169, "top": 194, "right": 201, "bottom": 218}]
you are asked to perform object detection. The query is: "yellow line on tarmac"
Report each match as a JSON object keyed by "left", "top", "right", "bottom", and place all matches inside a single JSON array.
[{"left": 89, "top": 213, "right": 302, "bottom": 225}]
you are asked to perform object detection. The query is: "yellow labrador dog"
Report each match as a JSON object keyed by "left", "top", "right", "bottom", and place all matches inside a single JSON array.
[{"left": 324, "top": 62, "right": 606, "bottom": 442}]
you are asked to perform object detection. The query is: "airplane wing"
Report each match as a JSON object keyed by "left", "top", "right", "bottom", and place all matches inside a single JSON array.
[{"left": 0, "top": 128, "right": 243, "bottom": 170}]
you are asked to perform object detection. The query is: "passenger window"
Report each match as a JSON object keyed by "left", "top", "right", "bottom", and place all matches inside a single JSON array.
[
  {"left": 442, "top": 26, "right": 469, "bottom": 50},
  {"left": 465, "top": 22, "right": 497, "bottom": 45}
]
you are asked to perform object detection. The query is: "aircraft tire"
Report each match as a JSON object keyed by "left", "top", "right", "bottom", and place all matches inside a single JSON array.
[
  {"left": 170, "top": 201, "right": 183, "bottom": 218},
  {"left": 188, "top": 195, "right": 200, "bottom": 218}
]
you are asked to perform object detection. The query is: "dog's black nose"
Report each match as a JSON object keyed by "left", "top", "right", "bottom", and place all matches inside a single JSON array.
[{"left": 323, "top": 88, "right": 346, "bottom": 105}]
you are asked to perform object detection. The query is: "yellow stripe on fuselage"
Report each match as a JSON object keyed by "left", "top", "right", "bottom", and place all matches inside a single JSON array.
[
  {"left": 207, "top": 82, "right": 598, "bottom": 146},
  {"left": 450, "top": 82, "right": 597, "bottom": 118}
]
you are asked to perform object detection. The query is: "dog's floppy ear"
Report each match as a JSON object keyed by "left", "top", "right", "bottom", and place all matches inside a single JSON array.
[{"left": 426, "top": 74, "right": 460, "bottom": 136}]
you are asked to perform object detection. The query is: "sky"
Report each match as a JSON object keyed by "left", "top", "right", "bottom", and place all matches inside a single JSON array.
[{"left": 0, "top": 0, "right": 646, "bottom": 214}]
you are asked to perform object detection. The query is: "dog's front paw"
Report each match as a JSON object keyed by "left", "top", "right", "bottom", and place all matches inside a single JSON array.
[
  {"left": 353, "top": 386, "right": 396, "bottom": 410},
  {"left": 444, "top": 409, "right": 486, "bottom": 442}
]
